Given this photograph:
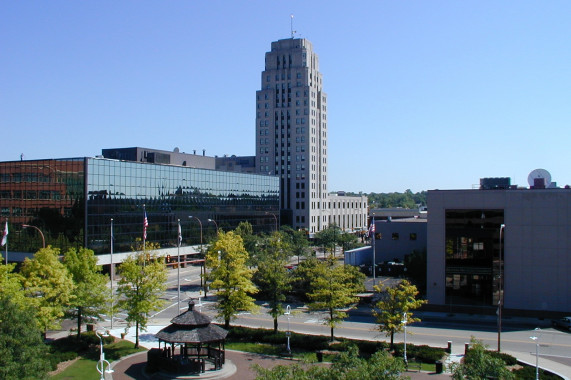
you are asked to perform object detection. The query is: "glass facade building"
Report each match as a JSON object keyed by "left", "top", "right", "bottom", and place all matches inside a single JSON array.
[
  {"left": 445, "top": 209, "right": 504, "bottom": 307},
  {"left": 0, "top": 158, "right": 279, "bottom": 255}
]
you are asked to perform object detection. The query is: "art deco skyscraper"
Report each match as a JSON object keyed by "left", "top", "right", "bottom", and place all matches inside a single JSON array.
[{"left": 255, "top": 38, "right": 328, "bottom": 233}]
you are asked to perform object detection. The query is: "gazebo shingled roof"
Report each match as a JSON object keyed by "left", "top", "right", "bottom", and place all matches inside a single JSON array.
[{"left": 155, "top": 300, "right": 228, "bottom": 344}]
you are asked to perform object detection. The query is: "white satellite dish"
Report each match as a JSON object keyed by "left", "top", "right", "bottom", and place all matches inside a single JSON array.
[{"left": 527, "top": 169, "right": 552, "bottom": 188}]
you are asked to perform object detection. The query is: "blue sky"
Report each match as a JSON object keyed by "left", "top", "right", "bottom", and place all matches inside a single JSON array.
[{"left": 2, "top": 1, "right": 570, "bottom": 193}]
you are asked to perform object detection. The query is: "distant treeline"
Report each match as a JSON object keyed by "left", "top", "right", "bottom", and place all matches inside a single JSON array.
[{"left": 344, "top": 190, "right": 427, "bottom": 209}]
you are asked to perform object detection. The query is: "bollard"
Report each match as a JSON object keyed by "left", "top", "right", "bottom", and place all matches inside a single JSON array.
[
  {"left": 465, "top": 342, "right": 471, "bottom": 355},
  {"left": 447, "top": 341, "right": 452, "bottom": 354}
]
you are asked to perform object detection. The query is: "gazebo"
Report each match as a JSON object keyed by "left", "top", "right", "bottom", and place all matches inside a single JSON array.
[{"left": 148, "top": 300, "right": 228, "bottom": 375}]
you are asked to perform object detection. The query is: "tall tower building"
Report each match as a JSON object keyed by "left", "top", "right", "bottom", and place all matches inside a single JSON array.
[
  {"left": 255, "top": 38, "right": 327, "bottom": 233},
  {"left": 255, "top": 38, "right": 368, "bottom": 235}
]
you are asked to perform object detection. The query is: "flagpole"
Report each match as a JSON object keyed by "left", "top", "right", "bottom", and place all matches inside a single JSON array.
[
  {"left": 372, "top": 217, "right": 376, "bottom": 286},
  {"left": 143, "top": 204, "right": 147, "bottom": 252},
  {"left": 110, "top": 218, "right": 114, "bottom": 330},
  {"left": 2, "top": 220, "right": 7, "bottom": 265},
  {"left": 177, "top": 219, "right": 181, "bottom": 312}
]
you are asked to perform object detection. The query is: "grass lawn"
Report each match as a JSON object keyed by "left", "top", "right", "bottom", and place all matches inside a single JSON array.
[
  {"left": 226, "top": 342, "right": 342, "bottom": 363},
  {"left": 226, "top": 342, "right": 283, "bottom": 356},
  {"left": 404, "top": 361, "right": 436, "bottom": 373},
  {"left": 51, "top": 339, "right": 146, "bottom": 379},
  {"left": 51, "top": 358, "right": 102, "bottom": 380}
]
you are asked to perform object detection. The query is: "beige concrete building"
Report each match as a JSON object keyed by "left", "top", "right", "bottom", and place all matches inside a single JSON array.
[{"left": 255, "top": 38, "right": 366, "bottom": 234}]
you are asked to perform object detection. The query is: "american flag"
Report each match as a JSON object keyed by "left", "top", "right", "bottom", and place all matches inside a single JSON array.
[
  {"left": 143, "top": 212, "right": 148, "bottom": 241},
  {"left": 1, "top": 221, "right": 7, "bottom": 247},
  {"left": 368, "top": 218, "right": 375, "bottom": 238}
]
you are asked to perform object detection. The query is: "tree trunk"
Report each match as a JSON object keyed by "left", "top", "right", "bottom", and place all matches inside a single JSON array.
[
  {"left": 390, "top": 331, "right": 394, "bottom": 348},
  {"left": 224, "top": 318, "right": 230, "bottom": 329},
  {"left": 273, "top": 317, "right": 278, "bottom": 333},
  {"left": 135, "top": 321, "right": 139, "bottom": 348},
  {"left": 77, "top": 306, "right": 82, "bottom": 340},
  {"left": 329, "top": 307, "right": 335, "bottom": 342}
]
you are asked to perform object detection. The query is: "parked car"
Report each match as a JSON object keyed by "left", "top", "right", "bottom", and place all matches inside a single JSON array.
[{"left": 551, "top": 316, "right": 571, "bottom": 330}]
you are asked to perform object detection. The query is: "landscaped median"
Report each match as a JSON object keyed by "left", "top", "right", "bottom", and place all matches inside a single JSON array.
[
  {"left": 48, "top": 332, "right": 146, "bottom": 380},
  {"left": 49, "top": 326, "right": 562, "bottom": 379},
  {"left": 48, "top": 326, "right": 446, "bottom": 378},
  {"left": 225, "top": 326, "right": 446, "bottom": 370}
]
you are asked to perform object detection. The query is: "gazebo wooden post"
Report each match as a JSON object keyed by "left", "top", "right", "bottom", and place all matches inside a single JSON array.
[{"left": 154, "top": 299, "right": 228, "bottom": 374}]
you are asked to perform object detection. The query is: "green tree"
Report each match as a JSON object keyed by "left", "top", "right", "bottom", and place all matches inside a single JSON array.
[
  {"left": 0, "top": 259, "right": 26, "bottom": 307},
  {"left": 254, "top": 345, "right": 405, "bottom": 380},
  {"left": 314, "top": 224, "right": 341, "bottom": 256},
  {"left": 450, "top": 337, "right": 515, "bottom": 379},
  {"left": 337, "top": 231, "right": 361, "bottom": 254},
  {"left": 290, "top": 257, "right": 321, "bottom": 302},
  {"left": 63, "top": 247, "right": 110, "bottom": 340},
  {"left": 207, "top": 230, "right": 258, "bottom": 328},
  {"left": 308, "top": 257, "right": 365, "bottom": 341},
  {"left": 367, "top": 190, "right": 426, "bottom": 209},
  {"left": 235, "top": 221, "right": 260, "bottom": 265},
  {"left": 373, "top": 279, "right": 427, "bottom": 347},
  {"left": 0, "top": 297, "right": 50, "bottom": 380},
  {"left": 253, "top": 232, "right": 291, "bottom": 332},
  {"left": 116, "top": 243, "right": 167, "bottom": 348},
  {"left": 280, "top": 225, "right": 310, "bottom": 264},
  {"left": 20, "top": 247, "right": 75, "bottom": 335}
]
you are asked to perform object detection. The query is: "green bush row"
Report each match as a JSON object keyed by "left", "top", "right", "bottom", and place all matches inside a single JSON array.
[
  {"left": 49, "top": 331, "right": 114, "bottom": 354},
  {"left": 512, "top": 366, "right": 561, "bottom": 380},
  {"left": 47, "top": 331, "right": 116, "bottom": 369},
  {"left": 226, "top": 326, "right": 445, "bottom": 364},
  {"left": 392, "top": 343, "right": 445, "bottom": 363},
  {"left": 487, "top": 350, "right": 517, "bottom": 366},
  {"left": 227, "top": 326, "right": 331, "bottom": 351},
  {"left": 47, "top": 350, "right": 79, "bottom": 371}
]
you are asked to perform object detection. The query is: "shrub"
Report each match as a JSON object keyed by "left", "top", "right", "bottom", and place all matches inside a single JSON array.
[
  {"left": 227, "top": 326, "right": 330, "bottom": 351},
  {"left": 488, "top": 350, "right": 517, "bottom": 366},
  {"left": 393, "top": 344, "right": 445, "bottom": 363},
  {"left": 512, "top": 366, "right": 562, "bottom": 380}
]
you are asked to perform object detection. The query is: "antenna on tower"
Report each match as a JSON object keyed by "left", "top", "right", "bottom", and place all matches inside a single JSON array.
[{"left": 290, "top": 14, "right": 296, "bottom": 38}]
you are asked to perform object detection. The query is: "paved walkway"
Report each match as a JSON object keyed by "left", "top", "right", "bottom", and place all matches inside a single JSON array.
[{"left": 110, "top": 349, "right": 452, "bottom": 380}]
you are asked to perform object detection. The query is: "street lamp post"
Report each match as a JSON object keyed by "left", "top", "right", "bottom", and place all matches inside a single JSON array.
[
  {"left": 95, "top": 330, "right": 114, "bottom": 380},
  {"left": 177, "top": 219, "right": 182, "bottom": 312},
  {"left": 265, "top": 211, "right": 278, "bottom": 231},
  {"left": 22, "top": 224, "right": 45, "bottom": 248},
  {"left": 530, "top": 328, "right": 540, "bottom": 380},
  {"left": 402, "top": 312, "right": 408, "bottom": 366},
  {"left": 285, "top": 305, "right": 291, "bottom": 354},
  {"left": 110, "top": 218, "right": 114, "bottom": 329},
  {"left": 498, "top": 223, "right": 505, "bottom": 352},
  {"left": 208, "top": 218, "right": 219, "bottom": 234},
  {"left": 189, "top": 216, "right": 204, "bottom": 295}
]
